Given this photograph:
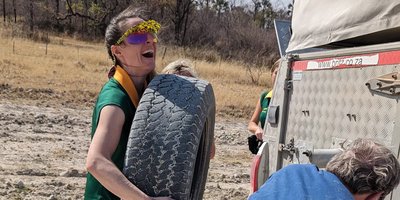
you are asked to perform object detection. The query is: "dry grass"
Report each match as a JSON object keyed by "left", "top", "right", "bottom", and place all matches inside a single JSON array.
[{"left": 0, "top": 25, "right": 273, "bottom": 119}]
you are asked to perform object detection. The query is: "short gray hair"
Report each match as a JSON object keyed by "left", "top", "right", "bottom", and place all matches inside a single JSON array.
[
  {"left": 162, "top": 59, "right": 198, "bottom": 78},
  {"left": 326, "top": 138, "right": 400, "bottom": 197}
]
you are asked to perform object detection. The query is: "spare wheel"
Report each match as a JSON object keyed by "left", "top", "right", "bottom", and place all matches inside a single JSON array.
[{"left": 123, "top": 74, "right": 215, "bottom": 200}]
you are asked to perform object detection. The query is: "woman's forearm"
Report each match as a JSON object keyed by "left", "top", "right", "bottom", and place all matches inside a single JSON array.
[
  {"left": 248, "top": 121, "right": 260, "bottom": 134},
  {"left": 87, "top": 155, "right": 150, "bottom": 200}
]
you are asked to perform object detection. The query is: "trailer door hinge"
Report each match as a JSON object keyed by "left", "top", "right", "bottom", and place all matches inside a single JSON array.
[
  {"left": 284, "top": 80, "right": 293, "bottom": 90},
  {"left": 366, "top": 72, "right": 400, "bottom": 95},
  {"left": 279, "top": 138, "right": 297, "bottom": 155}
]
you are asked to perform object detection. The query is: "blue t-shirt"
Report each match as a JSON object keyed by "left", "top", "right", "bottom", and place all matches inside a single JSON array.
[{"left": 249, "top": 164, "right": 354, "bottom": 200}]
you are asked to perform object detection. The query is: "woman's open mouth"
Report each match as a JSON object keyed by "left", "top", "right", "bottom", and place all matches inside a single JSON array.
[{"left": 142, "top": 50, "right": 154, "bottom": 58}]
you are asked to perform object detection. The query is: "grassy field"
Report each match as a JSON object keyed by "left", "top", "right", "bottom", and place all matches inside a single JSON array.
[
  {"left": 0, "top": 24, "right": 273, "bottom": 119},
  {"left": 0, "top": 23, "right": 259, "bottom": 200}
]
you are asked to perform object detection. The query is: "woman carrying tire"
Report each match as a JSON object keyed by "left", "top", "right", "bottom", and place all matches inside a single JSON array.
[{"left": 84, "top": 6, "right": 173, "bottom": 200}]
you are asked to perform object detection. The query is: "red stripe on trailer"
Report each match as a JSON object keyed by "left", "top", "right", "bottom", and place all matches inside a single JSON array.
[
  {"left": 292, "top": 50, "right": 400, "bottom": 71},
  {"left": 379, "top": 50, "right": 400, "bottom": 65},
  {"left": 250, "top": 154, "right": 261, "bottom": 193},
  {"left": 292, "top": 60, "right": 308, "bottom": 71}
]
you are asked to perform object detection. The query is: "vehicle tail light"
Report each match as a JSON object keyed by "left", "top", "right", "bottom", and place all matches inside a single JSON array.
[{"left": 250, "top": 154, "right": 261, "bottom": 193}]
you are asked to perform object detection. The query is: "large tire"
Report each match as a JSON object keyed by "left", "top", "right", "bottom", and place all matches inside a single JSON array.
[{"left": 123, "top": 74, "right": 215, "bottom": 200}]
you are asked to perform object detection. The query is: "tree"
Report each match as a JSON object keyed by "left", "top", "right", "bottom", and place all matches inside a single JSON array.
[
  {"left": 252, "top": 0, "right": 261, "bottom": 21},
  {"left": 29, "top": 1, "right": 34, "bottom": 33},
  {"left": 12, "top": 0, "right": 16, "bottom": 23},
  {"left": 55, "top": 0, "right": 127, "bottom": 38},
  {"left": 196, "top": 0, "right": 212, "bottom": 9},
  {"left": 2, "top": 0, "right": 5, "bottom": 22},
  {"left": 5, "top": 0, "right": 281, "bottom": 68},
  {"left": 287, "top": 1, "right": 293, "bottom": 18},
  {"left": 250, "top": 0, "right": 276, "bottom": 29},
  {"left": 213, "top": 0, "right": 228, "bottom": 18},
  {"left": 175, "top": 0, "right": 194, "bottom": 45}
]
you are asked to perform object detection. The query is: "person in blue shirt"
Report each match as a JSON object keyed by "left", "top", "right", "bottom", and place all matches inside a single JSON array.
[{"left": 249, "top": 138, "right": 400, "bottom": 200}]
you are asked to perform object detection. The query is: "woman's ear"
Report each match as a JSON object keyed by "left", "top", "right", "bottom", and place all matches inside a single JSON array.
[{"left": 111, "top": 45, "right": 123, "bottom": 60}]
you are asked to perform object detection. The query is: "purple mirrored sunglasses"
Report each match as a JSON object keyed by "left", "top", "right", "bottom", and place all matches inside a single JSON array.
[{"left": 125, "top": 33, "right": 158, "bottom": 44}]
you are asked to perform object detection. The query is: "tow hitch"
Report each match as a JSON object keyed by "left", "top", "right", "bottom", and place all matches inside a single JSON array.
[{"left": 279, "top": 138, "right": 344, "bottom": 168}]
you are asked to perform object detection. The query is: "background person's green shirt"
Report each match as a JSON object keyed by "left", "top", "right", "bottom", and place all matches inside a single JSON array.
[{"left": 259, "top": 90, "right": 272, "bottom": 129}]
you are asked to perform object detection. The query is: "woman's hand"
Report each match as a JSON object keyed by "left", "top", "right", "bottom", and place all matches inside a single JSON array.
[
  {"left": 255, "top": 127, "right": 263, "bottom": 141},
  {"left": 248, "top": 98, "right": 263, "bottom": 139}
]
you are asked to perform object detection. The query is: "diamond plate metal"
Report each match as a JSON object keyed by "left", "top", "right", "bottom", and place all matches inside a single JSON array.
[
  {"left": 288, "top": 66, "right": 398, "bottom": 148},
  {"left": 264, "top": 59, "right": 400, "bottom": 176}
]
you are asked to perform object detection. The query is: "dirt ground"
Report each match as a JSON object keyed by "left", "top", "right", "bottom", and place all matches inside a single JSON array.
[{"left": 0, "top": 88, "right": 253, "bottom": 200}]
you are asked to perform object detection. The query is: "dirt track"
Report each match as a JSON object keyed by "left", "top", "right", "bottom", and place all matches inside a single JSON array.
[{"left": 0, "top": 101, "right": 253, "bottom": 200}]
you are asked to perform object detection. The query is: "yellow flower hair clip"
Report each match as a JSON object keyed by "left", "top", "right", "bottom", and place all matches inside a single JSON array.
[{"left": 116, "top": 19, "right": 161, "bottom": 45}]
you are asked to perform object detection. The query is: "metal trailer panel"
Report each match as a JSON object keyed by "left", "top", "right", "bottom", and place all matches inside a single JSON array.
[
  {"left": 286, "top": 65, "right": 397, "bottom": 149},
  {"left": 262, "top": 58, "right": 291, "bottom": 174},
  {"left": 262, "top": 47, "right": 400, "bottom": 199}
]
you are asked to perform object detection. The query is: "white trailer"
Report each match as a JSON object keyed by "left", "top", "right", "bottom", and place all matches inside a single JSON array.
[{"left": 251, "top": 1, "right": 400, "bottom": 199}]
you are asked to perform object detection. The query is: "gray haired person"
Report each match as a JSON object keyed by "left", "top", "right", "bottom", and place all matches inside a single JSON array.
[
  {"left": 249, "top": 138, "right": 400, "bottom": 200},
  {"left": 326, "top": 139, "right": 400, "bottom": 200},
  {"left": 162, "top": 59, "right": 198, "bottom": 78}
]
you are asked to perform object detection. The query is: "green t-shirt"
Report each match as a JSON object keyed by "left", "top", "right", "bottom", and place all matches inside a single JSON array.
[
  {"left": 259, "top": 91, "right": 272, "bottom": 129},
  {"left": 84, "top": 78, "right": 136, "bottom": 200}
]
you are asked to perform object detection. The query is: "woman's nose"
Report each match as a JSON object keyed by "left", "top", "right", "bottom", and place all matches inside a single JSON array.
[
  {"left": 146, "top": 34, "right": 153, "bottom": 44},
  {"left": 146, "top": 33, "right": 157, "bottom": 44}
]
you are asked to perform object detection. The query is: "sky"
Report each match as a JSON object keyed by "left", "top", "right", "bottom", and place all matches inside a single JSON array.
[{"left": 233, "top": 0, "right": 293, "bottom": 10}]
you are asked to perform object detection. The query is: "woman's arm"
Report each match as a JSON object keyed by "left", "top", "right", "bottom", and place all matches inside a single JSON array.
[
  {"left": 248, "top": 100, "right": 263, "bottom": 140},
  {"left": 86, "top": 105, "right": 173, "bottom": 200}
]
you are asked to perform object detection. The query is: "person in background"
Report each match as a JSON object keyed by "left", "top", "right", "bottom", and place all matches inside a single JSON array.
[
  {"left": 84, "top": 6, "right": 173, "bottom": 200},
  {"left": 161, "top": 59, "right": 198, "bottom": 77},
  {"left": 247, "top": 60, "right": 279, "bottom": 154},
  {"left": 248, "top": 138, "right": 400, "bottom": 200},
  {"left": 162, "top": 59, "right": 215, "bottom": 159}
]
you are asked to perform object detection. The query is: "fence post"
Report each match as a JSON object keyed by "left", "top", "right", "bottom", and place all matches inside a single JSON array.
[
  {"left": 45, "top": 33, "right": 48, "bottom": 55},
  {"left": 162, "top": 47, "right": 167, "bottom": 60}
]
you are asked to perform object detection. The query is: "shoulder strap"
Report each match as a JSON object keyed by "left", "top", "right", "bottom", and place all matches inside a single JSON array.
[
  {"left": 260, "top": 90, "right": 273, "bottom": 107},
  {"left": 113, "top": 65, "right": 147, "bottom": 108},
  {"left": 266, "top": 90, "right": 273, "bottom": 99},
  {"left": 265, "top": 90, "right": 273, "bottom": 107},
  {"left": 260, "top": 91, "right": 268, "bottom": 105}
]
